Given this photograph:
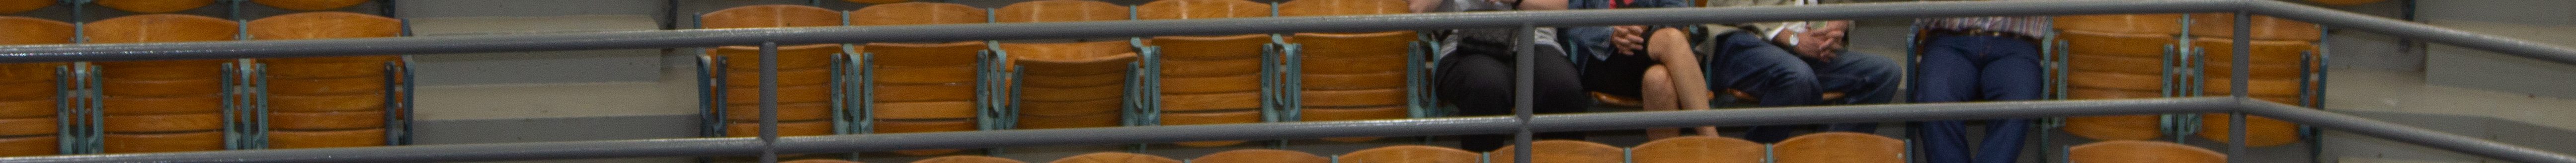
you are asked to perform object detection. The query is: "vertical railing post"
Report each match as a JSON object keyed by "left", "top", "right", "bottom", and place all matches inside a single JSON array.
[
  {"left": 757, "top": 42, "right": 782, "bottom": 163},
  {"left": 1510, "top": 23, "right": 1536, "bottom": 163},
  {"left": 2226, "top": 11, "right": 2253, "bottom": 163}
]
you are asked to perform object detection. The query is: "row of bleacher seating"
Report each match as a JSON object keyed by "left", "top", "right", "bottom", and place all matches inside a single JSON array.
[
  {"left": 2051, "top": 13, "right": 2325, "bottom": 148},
  {"left": 0, "top": 0, "right": 405, "bottom": 156},
  {"left": 767, "top": 133, "right": 2222, "bottom": 163},
  {"left": 692, "top": 0, "right": 1428, "bottom": 155}
]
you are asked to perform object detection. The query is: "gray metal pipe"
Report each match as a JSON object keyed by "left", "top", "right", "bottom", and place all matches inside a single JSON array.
[
  {"left": 2236, "top": 100, "right": 2576, "bottom": 163},
  {"left": 0, "top": 0, "right": 2241, "bottom": 63},
  {"left": 2245, "top": 0, "right": 2576, "bottom": 66},
  {"left": 0, "top": 98, "right": 2233, "bottom": 163}
]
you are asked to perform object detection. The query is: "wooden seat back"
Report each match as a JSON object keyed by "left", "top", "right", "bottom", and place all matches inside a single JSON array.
[
  {"left": 1052, "top": 152, "right": 1184, "bottom": 163},
  {"left": 0, "top": 0, "right": 50, "bottom": 14},
  {"left": 250, "top": 0, "right": 370, "bottom": 11},
  {"left": 249, "top": 11, "right": 403, "bottom": 63},
  {"left": 1631, "top": 136, "right": 1764, "bottom": 163},
  {"left": 0, "top": 16, "right": 72, "bottom": 85},
  {"left": 1339, "top": 146, "right": 1481, "bottom": 163},
  {"left": 97, "top": 0, "right": 214, "bottom": 13},
  {"left": 1192, "top": 149, "right": 1332, "bottom": 163},
  {"left": 1486, "top": 140, "right": 1625, "bottom": 163},
  {"left": 1772, "top": 132, "right": 1904, "bottom": 163},
  {"left": 2067, "top": 140, "right": 2225, "bottom": 163},
  {"left": 2054, "top": 14, "right": 2183, "bottom": 35},
  {"left": 2064, "top": 88, "right": 2166, "bottom": 141},
  {"left": 2188, "top": 13, "right": 2322, "bottom": 41},
  {"left": 918, "top": 156, "right": 1030, "bottom": 163}
]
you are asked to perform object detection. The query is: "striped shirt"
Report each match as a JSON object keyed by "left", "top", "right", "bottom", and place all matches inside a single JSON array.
[{"left": 1918, "top": 0, "right": 2051, "bottom": 37}]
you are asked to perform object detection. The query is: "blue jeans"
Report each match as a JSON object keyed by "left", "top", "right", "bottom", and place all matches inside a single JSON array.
[
  {"left": 1912, "top": 34, "right": 2046, "bottom": 163},
  {"left": 1697, "top": 32, "right": 1901, "bottom": 143}
]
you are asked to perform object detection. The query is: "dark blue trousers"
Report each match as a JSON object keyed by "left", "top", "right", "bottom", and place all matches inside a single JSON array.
[{"left": 1912, "top": 34, "right": 2047, "bottom": 163}]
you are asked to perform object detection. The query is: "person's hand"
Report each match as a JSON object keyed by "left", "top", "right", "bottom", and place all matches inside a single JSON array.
[{"left": 1609, "top": 25, "right": 1649, "bottom": 56}]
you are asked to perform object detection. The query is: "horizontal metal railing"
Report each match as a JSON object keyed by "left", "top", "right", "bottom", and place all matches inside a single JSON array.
[{"left": 4, "top": 0, "right": 2576, "bottom": 163}]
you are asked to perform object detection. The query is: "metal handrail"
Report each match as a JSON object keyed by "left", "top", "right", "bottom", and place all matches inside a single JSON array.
[{"left": 6, "top": 0, "right": 2576, "bottom": 163}]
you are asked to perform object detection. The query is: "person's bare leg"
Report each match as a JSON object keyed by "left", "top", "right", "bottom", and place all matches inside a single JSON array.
[
  {"left": 1648, "top": 28, "right": 1719, "bottom": 136},
  {"left": 1641, "top": 65, "right": 1681, "bottom": 140}
]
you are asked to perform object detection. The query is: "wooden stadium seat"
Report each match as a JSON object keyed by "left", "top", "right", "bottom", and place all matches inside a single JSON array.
[
  {"left": 1301, "top": 105, "right": 1406, "bottom": 142},
  {"left": 992, "top": 0, "right": 1136, "bottom": 105},
  {"left": 916, "top": 156, "right": 1029, "bottom": 163},
  {"left": 848, "top": 3, "right": 989, "bottom": 116},
  {"left": 874, "top": 118, "right": 974, "bottom": 156},
  {"left": 1161, "top": 109, "right": 1261, "bottom": 147},
  {"left": 851, "top": 2, "right": 986, "bottom": 26},
  {"left": 1139, "top": 0, "right": 1269, "bottom": 20},
  {"left": 103, "top": 113, "right": 221, "bottom": 133},
  {"left": 2194, "top": 113, "right": 2302, "bottom": 147},
  {"left": 0, "top": 117, "right": 55, "bottom": 136},
  {"left": 267, "top": 128, "right": 386, "bottom": 149},
  {"left": 2190, "top": 38, "right": 2316, "bottom": 80},
  {"left": 2068, "top": 54, "right": 2162, "bottom": 75},
  {"left": 0, "top": 0, "right": 50, "bottom": 14},
  {"left": 872, "top": 101, "right": 977, "bottom": 120},
  {"left": 850, "top": 3, "right": 987, "bottom": 139},
  {"left": 1160, "top": 91, "right": 1261, "bottom": 111},
  {"left": 2064, "top": 88, "right": 2166, "bottom": 141},
  {"left": 2067, "top": 141, "right": 2224, "bottom": 163},
  {"left": 1300, "top": 71, "right": 1404, "bottom": 90},
  {"left": 1486, "top": 140, "right": 1625, "bottom": 163},
  {"left": 269, "top": 110, "right": 387, "bottom": 130},
  {"left": 1021, "top": 98, "right": 1124, "bottom": 116},
  {"left": 88, "top": 14, "right": 233, "bottom": 153},
  {"left": 0, "top": 16, "right": 75, "bottom": 45},
  {"left": 996, "top": 0, "right": 1129, "bottom": 23},
  {"left": 842, "top": 0, "right": 908, "bottom": 4},
  {"left": 0, "top": 99, "right": 52, "bottom": 119},
  {"left": 1298, "top": 88, "right": 1404, "bottom": 107},
  {"left": 2054, "top": 14, "right": 2183, "bottom": 35},
  {"left": 101, "top": 95, "right": 221, "bottom": 115},
  {"left": 724, "top": 84, "right": 832, "bottom": 104},
  {"left": 1287, "top": 34, "right": 1413, "bottom": 74},
  {"left": 0, "top": 32, "right": 55, "bottom": 153},
  {"left": 786, "top": 159, "right": 867, "bottom": 163},
  {"left": 0, "top": 135, "right": 55, "bottom": 156},
  {"left": 1160, "top": 57, "right": 1263, "bottom": 77},
  {"left": 251, "top": 0, "right": 368, "bottom": 11},
  {"left": 1277, "top": 0, "right": 1409, "bottom": 16},
  {"left": 724, "top": 120, "right": 837, "bottom": 137},
  {"left": 1001, "top": 39, "right": 1138, "bottom": 129},
  {"left": 100, "top": 78, "right": 219, "bottom": 96},
  {"left": 1772, "top": 132, "right": 1903, "bottom": 163},
  {"left": 267, "top": 77, "right": 387, "bottom": 95},
  {"left": 1193, "top": 149, "right": 1331, "bottom": 163},
  {"left": 2188, "top": 13, "right": 2322, "bottom": 41},
  {"left": 2058, "top": 30, "right": 2174, "bottom": 59},
  {"left": 103, "top": 131, "right": 223, "bottom": 153},
  {"left": 1017, "top": 112, "right": 1123, "bottom": 129},
  {"left": 1135, "top": 0, "right": 1270, "bottom": 118},
  {"left": 2198, "top": 78, "right": 2306, "bottom": 97},
  {"left": 1052, "top": 152, "right": 1184, "bottom": 163},
  {"left": 1340, "top": 146, "right": 1481, "bottom": 163},
  {"left": 97, "top": 0, "right": 213, "bottom": 13},
  {"left": 2068, "top": 71, "right": 2163, "bottom": 91},
  {"left": 268, "top": 93, "right": 386, "bottom": 112},
  {"left": 0, "top": 81, "right": 50, "bottom": 101},
  {"left": 1160, "top": 74, "right": 1261, "bottom": 94},
  {"left": 1631, "top": 136, "right": 1764, "bottom": 163},
  {"left": 702, "top": 5, "right": 844, "bottom": 72}
]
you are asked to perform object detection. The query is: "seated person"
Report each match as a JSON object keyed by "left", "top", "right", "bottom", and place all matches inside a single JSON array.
[
  {"left": 1415, "top": 0, "right": 1591, "bottom": 152},
  {"left": 1612, "top": 20, "right": 1900, "bottom": 143}
]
